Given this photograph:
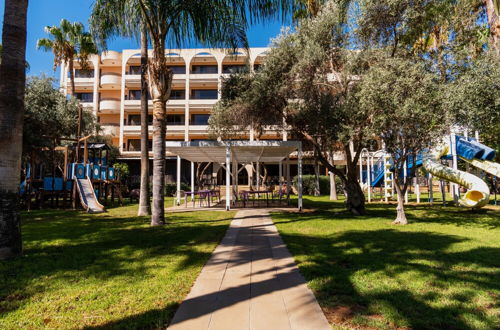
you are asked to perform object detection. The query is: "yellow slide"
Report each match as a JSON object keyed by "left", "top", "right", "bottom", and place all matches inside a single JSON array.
[{"left": 422, "top": 144, "right": 490, "bottom": 208}]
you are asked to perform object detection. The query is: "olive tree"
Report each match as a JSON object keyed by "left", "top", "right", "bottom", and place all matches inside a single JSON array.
[{"left": 358, "top": 58, "right": 448, "bottom": 224}]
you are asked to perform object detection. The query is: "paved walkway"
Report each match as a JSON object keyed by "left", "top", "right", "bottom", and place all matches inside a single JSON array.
[{"left": 168, "top": 209, "right": 330, "bottom": 330}]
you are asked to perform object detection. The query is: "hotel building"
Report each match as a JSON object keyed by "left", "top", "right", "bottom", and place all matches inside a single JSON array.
[{"left": 59, "top": 48, "right": 309, "bottom": 184}]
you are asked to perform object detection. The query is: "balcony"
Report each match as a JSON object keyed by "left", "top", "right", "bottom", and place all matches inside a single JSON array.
[
  {"left": 189, "top": 73, "right": 219, "bottom": 83},
  {"left": 99, "top": 98, "right": 120, "bottom": 113},
  {"left": 123, "top": 125, "right": 186, "bottom": 135},
  {"left": 100, "top": 72, "right": 122, "bottom": 89},
  {"left": 101, "top": 51, "right": 121, "bottom": 66},
  {"left": 100, "top": 124, "right": 120, "bottom": 136},
  {"left": 189, "top": 98, "right": 218, "bottom": 108}
]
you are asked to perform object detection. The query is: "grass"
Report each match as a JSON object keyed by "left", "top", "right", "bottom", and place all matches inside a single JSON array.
[
  {"left": 272, "top": 196, "right": 500, "bottom": 329},
  {"left": 0, "top": 201, "right": 235, "bottom": 329}
]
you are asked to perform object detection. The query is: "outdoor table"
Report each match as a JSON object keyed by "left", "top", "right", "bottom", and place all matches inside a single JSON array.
[
  {"left": 184, "top": 189, "right": 220, "bottom": 208},
  {"left": 239, "top": 190, "right": 273, "bottom": 207}
]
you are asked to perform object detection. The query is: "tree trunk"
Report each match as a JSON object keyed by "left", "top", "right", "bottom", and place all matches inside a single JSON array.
[
  {"left": 151, "top": 99, "right": 166, "bottom": 226},
  {"left": 313, "top": 156, "right": 320, "bottom": 196},
  {"left": 392, "top": 182, "right": 408, "bottom": 225},
  {"left": 344, "top": 179, "right": 366, "bottom": 215},
  {"left": 485, "top": 0, "right": 500, "bottom": 54},
  {"left": 329, "top": 172, "right": 338, "bottom": 200},
  {"left": 0, "top": 0, "right": 28, "bottom": 260},
  {"left": 138, "top": 25, "right": 151, "bottom": 216}
]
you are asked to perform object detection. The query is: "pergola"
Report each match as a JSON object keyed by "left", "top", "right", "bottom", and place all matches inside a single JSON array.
[{"left": 165, "top": 140, "right": 303, "bottom": 211}]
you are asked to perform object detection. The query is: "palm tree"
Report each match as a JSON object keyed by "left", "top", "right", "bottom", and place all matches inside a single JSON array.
[
  {"left": 485, "top": 0, "right": 500, "bottom": 53},
  {"left": 37, "top": 20, "right": 98, "bottom": 159},
  {"left": 90, "top": 2, "right": 152, "bottom": 216},
  {"left": 0, "top": 0, "right": 29, "bottom": 260},
  {"left": 91, "top": 0, "right": 294, "bottom": 226}
]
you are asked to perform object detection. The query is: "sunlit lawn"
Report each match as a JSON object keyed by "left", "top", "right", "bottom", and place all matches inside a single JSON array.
[
  {"left": 0, "top": 201, "right": 235, "bottom": 329},
  {"left": 273, "top": 196, "right": 500, "bottom": 329}
]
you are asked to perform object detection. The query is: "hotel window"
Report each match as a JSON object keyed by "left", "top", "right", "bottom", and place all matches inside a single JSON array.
[
  {"left": 128, "top": 114, "right": 152, "bottom": 125},
  {"left": 191, "top": 89, "right": 218, "bottom": 100},
  {"left": 74, "top": 69, "right": 94, "bottom": 78},
  {"left": 128, "top": 66, "right": 141, "bottom": 75},
  {"left": 191, "top": 65, "right": 218, "bottom": 74},
  {"left": 168, "top": 66, "right": 186, "bottom": 74},
  {"left": 127, "top": 90, "right": 151, "bottom": 100},
  {"left": 75, "top": 93, "right": 93, "bottom": 102},
  {"left": 166, "top": 114, "right": 185, "bottom": 125},
  {"left": 222, "top": 65, "right": 248, "bottom": 74},
  {"left": 170, "top": 90, "right": 185, "bottom": 99},
  {"left": 190, "top": 114, "right": 210, "bottom": 125},
  {"left": 127, "top": 139, "right": 152, "bottom": 151}
]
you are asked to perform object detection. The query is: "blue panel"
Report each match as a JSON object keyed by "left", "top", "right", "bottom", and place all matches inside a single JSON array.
[
  {"left": 92, "top": 165, "right": 101, "bottom": 180},
  {"left": 43, "top": 177, "right": 63, "bottom": 191},
  {"left": 107, "top": 167, "right": 116, "bottom": 180},
  {"left": 66, "top": 180, "right": 73, "bottom": 191},
  {"left": 75, "top": 164, "right": 86, "bottom": 179},
  {"left": 100, "top": 166, "right": 108, "bottom": 180}
]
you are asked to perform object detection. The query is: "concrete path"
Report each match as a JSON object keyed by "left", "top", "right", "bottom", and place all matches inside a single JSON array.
[{"left": 168, "top": 209, "right": 330, "bottom": 330}]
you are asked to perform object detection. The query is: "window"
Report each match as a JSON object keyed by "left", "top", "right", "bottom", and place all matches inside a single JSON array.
[
  {"left": 253, "top": 64, "right": 262, "bottom": 71},
  {"left": 128, "top": 66, "right": 141, "bottom": 75},
  {"left": 127, "top": 139, "right": 152, "bottom": 151},
  {"left": 75, "top": 93, "right": 93, "bottom": 102},
  {"left": 127, "top": 90, "right": 151, "bottom": 100},
  {"left": 168, "top": 66, "right": 186, "bottom": 74},
  {"left": 128, "top": 114, "right": 152, "bottom": 125},
  {"left": 166, "top": 114, "right": 185, "bottom": 125},
  {"left": 222, "top": 65, "right": 248, "bottom": 74},
  {"left": 75, "top": 69, "right": 94, "bottom": 78},
  {"left": 191, "top": 114, "right": 210, "bottom": 125},
  {"left": 170, "top": 90, "right": 185, "bottom": 99},
  {"left": 191, "top": 89, "right": 218, "bottom": 100},
  {"left": 191, "top": 65, "right": 218, "bottom": 74}
]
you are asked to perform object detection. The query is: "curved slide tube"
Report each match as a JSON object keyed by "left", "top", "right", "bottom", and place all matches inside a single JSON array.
[{"left": 423, "top": 145, "right": 490, "bottom": 208}]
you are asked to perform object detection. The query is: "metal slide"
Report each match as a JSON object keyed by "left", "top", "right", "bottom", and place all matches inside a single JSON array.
[
  {"left": 75, "top": 177, "right": 105, "bottom": 213},
  {"left": 422, "top": 144, "right": 490, "bottom": 208}
]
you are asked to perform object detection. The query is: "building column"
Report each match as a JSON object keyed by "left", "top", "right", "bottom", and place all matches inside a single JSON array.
[
  {"left": 225, "top": 146, "right": 231, "bottom": 210},
  {"left": 119, "top": 55, "right": 126, "bottom": 153},
  {"left": 93, "top": 56, "right": 100, "bottom": 118},
  {"left": 176, "top": 156, "right": 181, "bottom": 205},
  {"left": 191, "top": 161, "right": 195, "bottom": 198},
  {"left": 232, "top": 153, "right": 238, "bottom": 204},
  {"left": 278, "top": 160, "right": 283, "bottom": 197},
  {"left": 298, "top": 143, "right": 303, "bottom": 211},
  {"left": 286, "top": 156, "right": 291, "bottom": 205}
]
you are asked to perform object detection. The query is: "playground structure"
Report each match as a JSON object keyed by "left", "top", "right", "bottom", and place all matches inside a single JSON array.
[
  {"left": 359, "top": 132, "right": 499, "bottom": 208},
  {"left": 20, "top": 137, "right": 122, "bottom": 212}
]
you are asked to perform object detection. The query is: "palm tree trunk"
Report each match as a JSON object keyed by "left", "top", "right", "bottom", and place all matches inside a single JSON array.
[
  {"left": 485, "top": 0, "right": 500, "bottom": 53},
  {"left": 0, "top": 0, "right": 28, "bottom": 260},
  {"left": 151, "top": 99, "right": 166, "bottom": 225},
  {"left": 138, "top": 25, "right": 151, "bottom": 216}
]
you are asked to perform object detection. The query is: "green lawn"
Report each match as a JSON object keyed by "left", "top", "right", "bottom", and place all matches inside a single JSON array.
[
  {"left": 272, "top": 196, "right": 500, "bottom": 329},
  {"left": 0, "top": 202, "right": 235, "bottom": 329}
]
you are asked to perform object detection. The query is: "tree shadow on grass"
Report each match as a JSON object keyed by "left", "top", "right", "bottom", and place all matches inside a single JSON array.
[
  {"left": 278, "top": 228, "right": 500, "bottom": 329},
  {"left": 0, "top": 209, "right": 234, "bottom": 325}
]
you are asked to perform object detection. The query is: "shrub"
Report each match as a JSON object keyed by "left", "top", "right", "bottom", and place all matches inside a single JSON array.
[
  {"left": 165, "top": 183, "right": 191, "bottom": 196},
  {"left": 293, "top": 174, "right": 344, "bottom": 195}
]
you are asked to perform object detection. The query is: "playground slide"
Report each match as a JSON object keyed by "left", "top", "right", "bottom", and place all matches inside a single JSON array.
[
  {"left": 422, "top": 144, "right": 489, "bottom": 208},
  {"left": 462, "top": 158, "right": 500, "bottom": 177},
  {"left": 75, "top": 177, "right": 105, "bottom": 213}
]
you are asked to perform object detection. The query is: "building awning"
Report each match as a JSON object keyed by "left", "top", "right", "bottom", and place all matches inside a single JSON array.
[{"left": 165, "top": 140, "right": 301, "bottom": 164}]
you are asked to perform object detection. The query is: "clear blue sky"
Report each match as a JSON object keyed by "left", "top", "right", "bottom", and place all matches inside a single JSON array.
[{"left": 0, "top": 0, "right": 289, "bottom": 79}]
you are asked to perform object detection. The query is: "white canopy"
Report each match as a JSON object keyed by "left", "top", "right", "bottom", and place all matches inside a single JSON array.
[
  {"left": 165, "top": 140, "right": 300, "bottom": 164},
  {"left": 165, "top": 140, "right": 303, "bottom": 211}
]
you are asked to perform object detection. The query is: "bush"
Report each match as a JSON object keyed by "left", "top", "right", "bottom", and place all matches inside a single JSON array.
[
  {"left": 293, "top": 174, "right": 344, "bottom": 195},
  {"left": 165, "top": 183, "right": 191, "bottom": 196}
]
